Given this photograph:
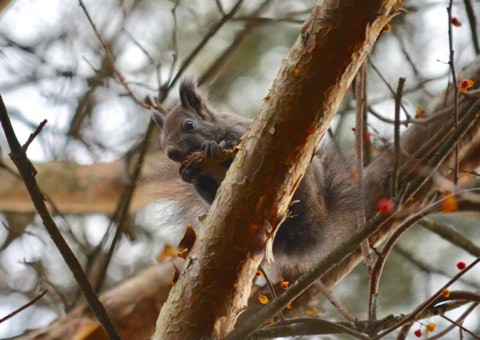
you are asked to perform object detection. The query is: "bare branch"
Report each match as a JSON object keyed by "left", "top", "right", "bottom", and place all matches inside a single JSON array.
[
  {"left": 0, "top": 95, "right": 120, "bottom": 339},
  {"left": 78, "top": 0, "right": 151, "bottom": 110}
]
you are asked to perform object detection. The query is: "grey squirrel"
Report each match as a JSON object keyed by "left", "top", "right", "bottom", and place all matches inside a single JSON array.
[{"left": 152, "top": 79, "right": 360, "bottom": 279}]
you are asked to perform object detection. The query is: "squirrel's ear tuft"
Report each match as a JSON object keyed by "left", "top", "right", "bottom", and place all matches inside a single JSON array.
[{"left": 179, "top": 78, "right": 205, "bottom": 111}]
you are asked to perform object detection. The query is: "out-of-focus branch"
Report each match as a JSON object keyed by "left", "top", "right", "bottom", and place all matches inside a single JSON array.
[
  {"left": 0, "top": 96, "right": 120, "bottom": 339},
  {"left": 421, "top": 217, "right": 480, "bottom": 256},
  {"left": 464, "top": 0, "right": 480, "bottom": 55},
  {"left": 78, "top": 0, "right": 151, "bottom": 110},
  {"left": 166, "top": 0, "right": 245, "bottom": 91},
  {"left": 24, "top": 260, "right": 179, "bottom": 339}
]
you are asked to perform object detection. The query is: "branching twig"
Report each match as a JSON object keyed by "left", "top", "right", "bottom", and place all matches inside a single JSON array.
[
  {"left": 166, "top": 0, "right": 245, "bottom": 91},
  {"left": 78, "top": 0, "right": 151, "bottom": 110},
  {"left": 0, "top": 95, "right": 120, "bottom": 339},
  {"left": 257, "top": 317, "right": 369, "bottom": 339},
  {"left": 368, "top": 189, "right": 480, "bottom": 331},
  {"left": 198, "top": 0, "right": 273, "bottom": 86},
  {"left": 394, "top": 245, "right": 479, "bottom": 287},
  {"left": 22, "top": 119, "right": 47, "bottom": 152},
  {"left": 254, "top": 296, "right": 479, "bottom": 339},
  {"left": 165, "top": 0, "right": 181, "bottom": 89},
  {"left": 440, "top": 314, "right": 480, "bottom": 339},
  {"left": 428, "top": 303, "right": 478, "bottom": 340},
  {"left": 369, "top": 60, "right": 412, "bottom": 120},
  {"left": 374, "top": 258, "right": 480, "bottom": 339}
]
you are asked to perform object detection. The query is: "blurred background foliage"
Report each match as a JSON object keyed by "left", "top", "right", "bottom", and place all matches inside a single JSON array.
[{"left": 0, "top": 0, "right": 479, "bottom": 338}]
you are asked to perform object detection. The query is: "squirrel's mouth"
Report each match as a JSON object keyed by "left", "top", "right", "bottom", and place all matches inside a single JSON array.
[{"left": 165, "top": 147, "right": 186, "bottom": 162}]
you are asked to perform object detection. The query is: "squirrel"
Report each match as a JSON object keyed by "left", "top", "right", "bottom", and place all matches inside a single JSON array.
[{"left": 152, "top": 79, "right": 360, "bottom": 280}]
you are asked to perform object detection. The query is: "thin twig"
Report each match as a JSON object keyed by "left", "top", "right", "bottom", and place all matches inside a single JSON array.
[
  {"left": 368, "top": 203, "right": 435, "bottom": 325},
  {"left": 215, "top": 0, "right": 226, "bottom": 15},
  {"left": 257, "top": 317, "right": 369, "bottom": 339},
  {"left": 428, "top": 303, "right": 478, "bottom": 340},
  {"left": 198, "top": 0, "right": 273, "bottom": 86},
  {"left": 368, "top": 189, "right": 480, "bottom": 326},
  {"left": 369, "top": 60, "right": 412, "bottom": 120},
  {"left": 0, "top": 289, "right": 48, "bottom": 324},
  {"left": 22, "top": 119, "right": 47, "bottom": 152},
  {"left": 440, "top": 314, "right": 480, "bottom": 339},
  {"left": 447, "top": 0, "right": 460, "bottom": 186},
  {"left": 167, "top": 0, "right": 245, "bottom": 91},
  {"left": 354, "top": 63, "right": 374, "bottom": 276},
  {"left": 165, "top": 0, "right": 181, "bottom": 89},
  {"left": 368, "top": 104, "right": 450, "bottom": 125},
  {"left": 396, "top": 323, "right": 413, "bottom": 340},
  {"left": 0, "top": 95, "right": 120, "bottom": 339},
  {"left": 254, "top": 297, "right": 478, "bottom": 339},
  {"left": 394, "top": 245, "right": 479, "bottom": 287},
  {"left": 392, "top": 77, "right": 405, "bottom": 199},
  {"left": 78, "top": 0, "right": 151, "bottom": 110},
  {"left": 317, "top": 280, "right": 357, "bottom": 322},
  {"left": 374, "top": 258, "right": 480, "bottom": 339},
  {"left": 258, "top": 264, "right": 285, "bottom": 321},
  {"left": 94, "top": 128, "right": 154, "bottom": 292}
]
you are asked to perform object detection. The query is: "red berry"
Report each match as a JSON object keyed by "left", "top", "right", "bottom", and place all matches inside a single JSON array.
[
  {"left": 451, "top": 17, "right": 462, "bottom": 27},
  {"left": 377, "top": 197, "right": 394, "bottom": 215},
  {"left": 414, "top": 329, "right": 422, "bottom": 337},
  {"left": 457, "top": 261, "right": 466, "bottom": 270}
]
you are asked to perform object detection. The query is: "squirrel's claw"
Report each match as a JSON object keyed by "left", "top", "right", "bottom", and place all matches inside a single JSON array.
[
  {"left": 180, "top": 158, "right": 201, "bottom": 183},
  {"left": 202, "top": 140, "right": 227, "bottom": 158}
]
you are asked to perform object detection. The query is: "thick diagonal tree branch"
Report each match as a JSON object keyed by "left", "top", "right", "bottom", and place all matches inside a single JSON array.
[{"left": 154, "top": 1, "right": 397, "bottom": 338}]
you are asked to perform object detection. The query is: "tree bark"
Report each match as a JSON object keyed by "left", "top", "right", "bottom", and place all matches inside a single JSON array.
[{"left": 153, "top": 0, "right": 397, "bottom": 338}]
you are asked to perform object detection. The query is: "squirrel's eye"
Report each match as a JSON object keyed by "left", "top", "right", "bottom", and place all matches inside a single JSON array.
[{"left": 184, "top": 121, "right": 195, "bottom": 131}]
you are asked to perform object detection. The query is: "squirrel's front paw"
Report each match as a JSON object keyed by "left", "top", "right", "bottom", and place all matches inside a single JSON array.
[
  {"left": 179, "top": 158, "right": 201, "bottom": 183},
  {"left": 202, "top": 140, "right": 226, "bottom": 158}
]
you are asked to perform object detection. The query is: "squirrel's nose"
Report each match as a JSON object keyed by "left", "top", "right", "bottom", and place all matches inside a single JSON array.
[{"left": 166, "top": 146, "right": 184, "bottom": 162}]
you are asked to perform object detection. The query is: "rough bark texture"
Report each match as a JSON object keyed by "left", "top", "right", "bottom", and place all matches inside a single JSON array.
[{"left": 153, "top": 0, "right": 396, "bottom": 338}]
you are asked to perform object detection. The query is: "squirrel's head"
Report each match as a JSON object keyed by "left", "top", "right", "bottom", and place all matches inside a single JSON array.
[{"left": 152, "top": 79, "right": 220, "bottom": 162}]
